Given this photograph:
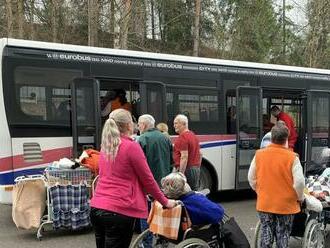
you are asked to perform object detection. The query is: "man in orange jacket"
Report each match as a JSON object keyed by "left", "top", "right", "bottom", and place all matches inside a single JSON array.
[{"left": 248, "top": 123, "right": 305, "bottom": 248}]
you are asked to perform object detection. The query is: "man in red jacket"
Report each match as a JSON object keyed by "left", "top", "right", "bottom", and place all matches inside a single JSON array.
[{"left": 270, "top": 106, "right": 298, "bottom": 150}]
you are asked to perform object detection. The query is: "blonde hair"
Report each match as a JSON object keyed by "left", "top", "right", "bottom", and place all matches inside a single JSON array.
[
  {"left": 161, "top": 172, "right": 191, "bottom": 199},
  {"left": 157, "top": 122, "right": 168, "bottom": 132},
  {"left": 101, "top": 109, "right": 132, "bottom": 160}
]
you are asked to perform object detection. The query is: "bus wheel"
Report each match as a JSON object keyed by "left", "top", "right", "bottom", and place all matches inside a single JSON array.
[{"left": 199, "top": 165, "right": 213, "bottom": 192}]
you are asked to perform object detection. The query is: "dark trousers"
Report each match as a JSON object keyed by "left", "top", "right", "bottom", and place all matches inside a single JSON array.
[
  {"left": 90, "top": 207, "right": 136, "bottom": 248},
  {"left": 185, "top": 166, "right": 201, "bottom": 191}
]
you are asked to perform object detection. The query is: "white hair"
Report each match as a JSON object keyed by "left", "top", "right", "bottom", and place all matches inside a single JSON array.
[
  {"left": 161, "top": 172, "right": 191, "bottom": 199},
  {"left": 175, "top": 114, "right": 188, "bottom": 127},
  {"left": 138, "top": 114, "right": 155, "bottom": 129}
]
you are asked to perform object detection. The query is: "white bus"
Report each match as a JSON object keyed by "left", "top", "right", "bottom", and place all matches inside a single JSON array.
[{"left": 1, "top": 38, "right": 330, "bottom": 203}]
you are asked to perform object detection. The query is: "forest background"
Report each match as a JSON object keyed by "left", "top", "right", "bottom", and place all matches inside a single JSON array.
[{"left": 1, "top": 0, "right": 329, "bottom": 69}]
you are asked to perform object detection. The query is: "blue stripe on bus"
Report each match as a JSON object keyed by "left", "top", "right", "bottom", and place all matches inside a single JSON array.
[
  {"left": 0, "top": 140, "right": 236, "bottom": 185},
  {"left": 0, "top": 167, "right": 45, "bottom": 185},
  {"left": 200, "top": 140, "right": 236, "bottom": 148}
]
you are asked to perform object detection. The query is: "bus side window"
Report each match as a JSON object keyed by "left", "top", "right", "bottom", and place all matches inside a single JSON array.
[
  {"left": 166, "top": 88, "right": 219, "bottom": 134},
  {"left": 227, "top": 106, "right": 236, "bottom": 134}
]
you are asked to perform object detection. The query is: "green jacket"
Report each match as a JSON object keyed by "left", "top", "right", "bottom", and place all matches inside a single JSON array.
[{"left": 138, "top": 128, "right": 173, "bottom": 185}]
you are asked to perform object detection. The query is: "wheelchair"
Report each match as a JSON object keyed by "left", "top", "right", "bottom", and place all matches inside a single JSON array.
[
  {"left": 254, "top": 208, "right": 330, "bottom": 248},
  {"left": 130, "top": 223, "right": 223, "bottom": 248},
  {"left": 130, "top": 205, "right": 224, "bottom": 248}
]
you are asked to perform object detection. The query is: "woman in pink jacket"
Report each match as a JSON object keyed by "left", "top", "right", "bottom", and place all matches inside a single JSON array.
[{"left": 90, "top": 109, "right": 176, "bottom": 248}]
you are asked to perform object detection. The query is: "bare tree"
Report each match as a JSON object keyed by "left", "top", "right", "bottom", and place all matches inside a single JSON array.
[
  {"left": 17, "top": 0, "right": 25, "bottom": 38},
  {"left": 109, "top": 0, "right": 115, "bottom": 47},
  {"left": 5, "top": 0, "right": 13, "bottom": 37},
  {"left": 119, "top": 0, "right": 131, "bottom": 49},
  {"left": 51, "top": 0, "right": 58, "bottom": 42},
  {"left": 129, "top": 0, "right": 147, "bottom": 49},
  {"left": 305, "top": 0, "right": 330, "bottom": 68},
  {"left": 193, "top": 0, "right": 201, "bottom": 56},
  {"left": 88, "top": 0, "right": 99, "bottom": 46},
  {"left": 150, "top": 0, "right": 155, "bottom": 40},
  {"left": 28, "top": 0, "right": 35, "bottom": 40}
]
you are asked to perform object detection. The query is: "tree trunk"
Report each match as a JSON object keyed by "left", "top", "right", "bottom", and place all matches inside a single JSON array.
[
  {"left": 51, "top": 0, "right": 58, "bottom": 42},
  {"left": 17, "top": 0, "right": 24, "bottom": 39},
  {"left": 109, "top": 0, "right": 115, "bottom": 48},
  {"left": 29, "top": 0, "right": 35, "bottom": 40},
  {"left": 193, "top": 0, "right": 201, "bottom": 56},
  {"left": 119, "top": 0, "right": 131, "bottom": 49},
  {"left": 5, "top": 0, "right": 13, "bottom": 37},
  {"left": 88, "top": 0, "right": 99, "bottom": 46},
  {"left": 151, "top": 0, "right": 155, "bottom": 40}
]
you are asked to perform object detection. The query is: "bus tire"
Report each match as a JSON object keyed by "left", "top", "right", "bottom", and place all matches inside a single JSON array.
[{"left": 199, "top": 164, "right": 214, "bottom": 193}]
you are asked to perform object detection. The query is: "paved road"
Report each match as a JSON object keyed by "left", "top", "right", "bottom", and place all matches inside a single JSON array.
[{"left": 0, "top": 192, "right": 327, "bottom": 248}]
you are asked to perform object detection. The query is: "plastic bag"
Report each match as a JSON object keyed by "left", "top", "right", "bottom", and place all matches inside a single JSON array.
[{"left": 305, "top": 194, "right": 323, "bottom": 212}]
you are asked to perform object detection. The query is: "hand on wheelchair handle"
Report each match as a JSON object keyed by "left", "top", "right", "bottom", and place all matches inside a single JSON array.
[
  {"left": 165, "top": 199, "right": 179, "bottom": 209},
  {"left": 299, "top": 198, "right": 307, "bottom": 209}
]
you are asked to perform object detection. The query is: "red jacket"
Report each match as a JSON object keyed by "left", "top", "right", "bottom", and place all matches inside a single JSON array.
[{"left": 278, "top": 112, "right": 298, "bottom": 149}]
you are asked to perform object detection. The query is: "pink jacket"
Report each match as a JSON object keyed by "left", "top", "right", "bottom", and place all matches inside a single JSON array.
[{"left": 90, "top": 135, "right": 168, "bottom": 219}]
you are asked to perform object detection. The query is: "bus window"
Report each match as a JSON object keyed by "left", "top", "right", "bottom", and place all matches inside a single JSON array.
[
  {"left": 20, "top": 86, "right": 46, "bottom": 120},
  {"left": 166, "top": 88, "right": 219, "bottom": 134},
  {"left": 13, "top": 66, "right": 82, "bottom": 125},
  {"left": 99, "top": 81, "right": 140, "bottom": 122}
]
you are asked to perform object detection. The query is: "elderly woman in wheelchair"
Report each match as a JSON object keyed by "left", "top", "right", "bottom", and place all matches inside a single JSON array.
[{"left": 130, "top": 172, "right": 225, "bottom": 248}]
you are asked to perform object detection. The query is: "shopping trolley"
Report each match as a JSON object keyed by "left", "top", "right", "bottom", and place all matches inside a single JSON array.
[{"left": 36, "top": 167, "right": 93, "bottom": 240}]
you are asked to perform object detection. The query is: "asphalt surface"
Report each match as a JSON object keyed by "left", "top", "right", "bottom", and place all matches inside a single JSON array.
[{"left": 0, "top": 191, "right": 328, "bottom": 248}]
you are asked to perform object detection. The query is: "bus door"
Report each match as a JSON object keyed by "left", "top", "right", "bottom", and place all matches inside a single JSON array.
[
  {"left": 306, "top": 90, "right": 330, "bottom": 172},
  {"left": 236, "top": 86, "right": 263, "bottom": 189},
  {"left": 139, "top": 81, "right": 166, "bottom": 123},
  {"left": 71, "top": 78, "right": 101, "bottom": 158}
]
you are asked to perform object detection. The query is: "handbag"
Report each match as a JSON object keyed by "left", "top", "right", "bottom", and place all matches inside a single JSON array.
[{"left": 221, "top": 214, "right": 250, "bottom": 248}]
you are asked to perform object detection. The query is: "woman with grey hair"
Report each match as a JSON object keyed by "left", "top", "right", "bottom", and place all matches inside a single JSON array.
[
  {"left": 161, "top": 172, "right": 224, "bottom": 225},
  {"left": 90, "top": 109, "right": 177, "bottom": 248}
]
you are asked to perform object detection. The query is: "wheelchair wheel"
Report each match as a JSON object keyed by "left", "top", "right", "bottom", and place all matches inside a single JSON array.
[
  {"left": 254, "top": 220, "right": 261, "bottom": 248},
  {"left": 254, "top": 220, "right": 275, "bottom": 248},
  {"left": 175, "top": 238, "right": 210, "bottom": 248},
  {"left": 130, "top": 228, "right": 152, "bottom": 248},
  {"left": 302, "top": 219, "right": 325, "bottom": 248}
]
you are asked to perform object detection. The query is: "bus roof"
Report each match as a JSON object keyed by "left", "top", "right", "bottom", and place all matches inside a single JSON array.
[{"left": 2, "top": 37, "right": 330, "bottom": 76}]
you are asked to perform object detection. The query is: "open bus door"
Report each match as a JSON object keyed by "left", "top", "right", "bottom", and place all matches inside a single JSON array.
[
  {"left": 139, "top": 81, "right": 167, "bottom": 123},
  {"left": 306, "top": 90, "right": 330, "bottom": 173},
  {"left": 236, "top": 86, "right": 263, "bottom": 189},
  {"left": 71, "top": 78, "right": 101, "bottom": 158}
]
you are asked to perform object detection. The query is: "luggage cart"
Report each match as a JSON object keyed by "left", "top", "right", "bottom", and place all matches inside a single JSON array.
[{"left": 37, "top": 167, "right": 93, "bottom": 240}]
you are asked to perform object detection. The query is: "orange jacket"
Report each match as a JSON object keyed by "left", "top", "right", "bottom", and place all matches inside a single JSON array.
[
  {"left": 81, "top": 149, "right": 100, "bottom": 175},
  {"left": 111, "top": 98, "right": 132, "bottom": 112},
  {"left": 255, "top": 144, "right": 300, "bottom": 214}
]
